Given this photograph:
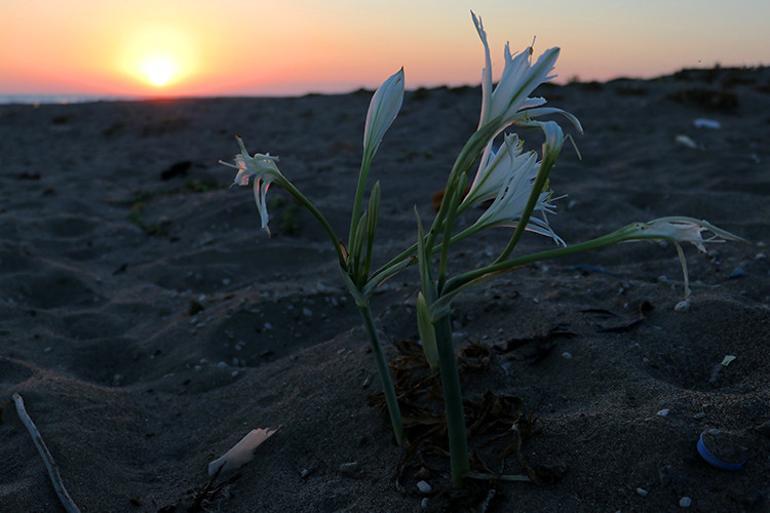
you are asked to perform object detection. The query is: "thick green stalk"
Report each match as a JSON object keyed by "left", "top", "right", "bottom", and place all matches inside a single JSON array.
[
  {"left": 358, "top": 304, "right": 405, "bottom": 447},
  {"left": 279, "top": 178, "right": 347, "bottom": 267},
  {"left": 434, "top": 314, "right": 469, "bottom": 486},
  {"left": 348, "top": 153, "right": 373, "bottom": 257},
  {"left": 494, "top": 146, "right": 560, "bottom": 263},
  {"left": 444, "top": 225, "right": 639, "bottom": 296},
  {"left": 371, "top": 122, "right": 500, "bottom": 285},
  {"left": 437, "top": 175, "right": 465, "bottom": 292}
]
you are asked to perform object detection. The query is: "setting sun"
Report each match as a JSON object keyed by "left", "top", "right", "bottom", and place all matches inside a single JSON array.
[
  {"left": 116, "top": 23, "right": 199, "bottom": 92},
  {"left": 139, "top": 54, "right": 178, "bottom": 87}
]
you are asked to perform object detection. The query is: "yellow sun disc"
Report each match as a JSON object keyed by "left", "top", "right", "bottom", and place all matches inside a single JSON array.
[{"left": 140, "top": 55, "right": 177, "bottom": 87}]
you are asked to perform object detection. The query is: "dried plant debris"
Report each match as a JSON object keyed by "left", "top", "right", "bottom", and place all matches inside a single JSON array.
[
  {"left": 493, "top": 324, "right": 577, "bottom": 364},
  {"left": 580, "top": 300, "right": 654, "bottom": 333},
  {"left": 370, "top": 340, "right": 565, "bottom": 511}
]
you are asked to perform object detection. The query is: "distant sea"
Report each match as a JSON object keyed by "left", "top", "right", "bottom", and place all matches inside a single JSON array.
[{"left": 0, "top": 94, "right": 137, "bottom": 105}]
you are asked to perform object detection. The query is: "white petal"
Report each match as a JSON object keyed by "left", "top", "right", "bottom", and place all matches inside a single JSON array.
[
  {"left": 471, "top": 11, "right": 493, "bottom": 128},
  {"left": 521, "top": 106, "right": 583, "bottom": 134},
  {"left": 363, "top": 68, "right": 405, "bottom": 158}
]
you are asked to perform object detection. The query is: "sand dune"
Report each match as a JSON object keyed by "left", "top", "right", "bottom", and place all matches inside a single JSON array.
[{"left": 1, "top": 67, "right": 770, "bottom": 512}]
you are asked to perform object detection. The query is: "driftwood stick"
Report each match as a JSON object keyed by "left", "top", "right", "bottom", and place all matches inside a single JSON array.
[{"left": 12, "top": 393, "right": 82, "bottom": 513}]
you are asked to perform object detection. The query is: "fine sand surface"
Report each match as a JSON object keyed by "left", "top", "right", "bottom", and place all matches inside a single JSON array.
[{"left": 2, "top": 67, "right": 770, "bottom": 513}]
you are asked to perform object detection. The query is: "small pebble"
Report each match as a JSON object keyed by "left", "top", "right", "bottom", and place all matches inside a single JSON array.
[
  {"left": 263, "top": 322, "right": 273, "bottom": 330},
  {"left": 674, "top": 300, "right": 690, "bottom": 312},
  {"left": 222, "top": 278, "right": 231, "bottom": 285},
  {"left": 216, "top": 361, "right": 227, "bottom": 369},
  {"left": 728, "top": 266, "right": 746, "bottom": 279},
  {"left": 756, "top": 252, "right": 767, "bottom": 260},
  {"left": 416, "top": 480, "right": 432, "bottom": 494},
  {"left": 420, "top": 498, "right": 429, "bottom": 510},
  {"left": 636, "top": 487, "right": 648, "bottom": 497},
  {"left": 561, "top": 351, "right": 573, "bottom": 359},
  {"left": 302, "top": 307, "right": 313, "bottom": 317},
  {"left": 657, "top": 408, "right": 671, "bottom": 417},
  {"left": 679, "top": 496, "right": 692, "bottom": 508}
]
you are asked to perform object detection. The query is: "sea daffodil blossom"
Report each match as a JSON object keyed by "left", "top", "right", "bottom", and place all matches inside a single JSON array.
[
  {"left": 463, "top": 121, "right": 565, "bottom": 246},
  {"left": 626, "top": 216, "right": 745, "bottom": 297},
  {"left": 471, "top": 11, "right": 569, "bottom": 134},
  {"left": 627, "top": 217, "right": 744, "bottom": 251},
  {"left": 468, "top": 157, "right": 563, "bottom": 245},
  {"left": 220, "top": 136, "right": 283, "bottom": 235},
  {"left": 460, "top": 133, "right": 529, "bottom": 209}
]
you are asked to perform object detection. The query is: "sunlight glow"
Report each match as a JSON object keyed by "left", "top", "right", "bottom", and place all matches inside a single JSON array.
[
  {"left": 139, "top": 55, "right": 178, "bottom": 87},
  {"left": 118, "top": 23, "right": 198, "bottom": 91}
]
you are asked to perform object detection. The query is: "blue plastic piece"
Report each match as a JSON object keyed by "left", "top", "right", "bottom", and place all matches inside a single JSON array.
[{"left": 697, "top": 432, "right": 746, "bottom": 471}]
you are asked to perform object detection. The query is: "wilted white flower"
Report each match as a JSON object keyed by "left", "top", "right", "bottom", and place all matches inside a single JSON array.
[
  {"left": 627, "top": 216, "right": 744, "bottom": 297},
  {"left": 363, "top": 68, "right": 405, "bottom": 160},
  {"left": 220, "top": 136, "right": 283, "bottom": 235},
  {"left": 629, "top": 217, "right": 743, "bottom": 252},
  {"left": 471, "top": 11, "right": 582, "bottom": 135}
]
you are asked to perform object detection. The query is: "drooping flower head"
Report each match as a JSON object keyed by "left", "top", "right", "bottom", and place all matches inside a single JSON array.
[
  {"left": 627, "top": 217, "right": 744, "bottom": 252},
  {"left": 220, "top": 136, "right": 283, "bottom": 235},
  {"left": 626, "top": 217, "right": 745, "bottom": 297}
]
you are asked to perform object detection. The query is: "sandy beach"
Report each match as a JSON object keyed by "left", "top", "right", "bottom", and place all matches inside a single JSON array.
[{"left": 2, "top": 66, "right": 770, "bottom": 512}]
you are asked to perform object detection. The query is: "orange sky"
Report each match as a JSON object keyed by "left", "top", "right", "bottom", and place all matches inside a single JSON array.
[{"left": 1, "top": 0, "right": 769, "bottom": 97}]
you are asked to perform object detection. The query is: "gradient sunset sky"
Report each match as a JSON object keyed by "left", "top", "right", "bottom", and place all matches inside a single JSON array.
[{"left": 2, "top": 0, "right": 769, "bottom": 97}]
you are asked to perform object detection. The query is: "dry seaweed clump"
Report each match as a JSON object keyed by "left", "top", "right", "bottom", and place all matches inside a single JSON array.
[{"left": 370, "top": 340, "right": 565, "bottom": 511}]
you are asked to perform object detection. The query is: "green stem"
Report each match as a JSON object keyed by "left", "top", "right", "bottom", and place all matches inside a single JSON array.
[
  {"left": 280, "top": 178, "right": 347, "bottom": 267},
  {"left": 358, "top": 304, "right": 404, "bottom": 447},
  {"left": 370, "top": 122, "right": 500, "bottom": 286},
  {"left": 434, "top": 314, "right": 469, "bottom": 486},
  {"left": 437, "top": 176, "right": 464, "bottom": 292},
  {"left": 348, "top": 154, "right": 373, "bottom": 256},
  {"left": 368, "top": 215, "right": 487, "bottom": 289},
  {"left": 444, "top": 225, "right": 639, "bottom": 296},
  {"left": 494, "top": 148, "right": 560, "bottom": 263}
]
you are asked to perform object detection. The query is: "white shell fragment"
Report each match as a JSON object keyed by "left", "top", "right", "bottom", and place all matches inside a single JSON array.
[
  {"left": 721, "top": 355, "right": 736, "bottom": 367},
  {"left": 675, "top": 134, "right": 698, "bottom": 149},
  {"left": 208, "top": 427, "right": 279, "bottom": 476}
]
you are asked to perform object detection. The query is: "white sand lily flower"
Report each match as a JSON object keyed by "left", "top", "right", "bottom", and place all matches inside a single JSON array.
[
  {"left": 471, "top": 11, "right": 582, "bottom": 135},
  {"left": 463, "top": 120, "right": 566, "bottom": 246},
  {"left": 467, "top": 150, "right": 564, "bottom": 245},
  {"left": 220, "top": 136, "right": 283, "bottom": 235},
  {"left": 629, "top": 216, "right": 743, "bottom": 251},
  {"left": 363, "top": 67, "right": 405, "bottom": 160},
  {"left": 461, "top": 132, "right": 528, "bottom": 209},
  {"left": 627, "top": 216, "right": 744, "bottom": 297}
]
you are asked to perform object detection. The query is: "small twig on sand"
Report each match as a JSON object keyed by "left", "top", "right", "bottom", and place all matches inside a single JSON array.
[{"left": 12, "top": 393, "right": 82, "bottom": 513}]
